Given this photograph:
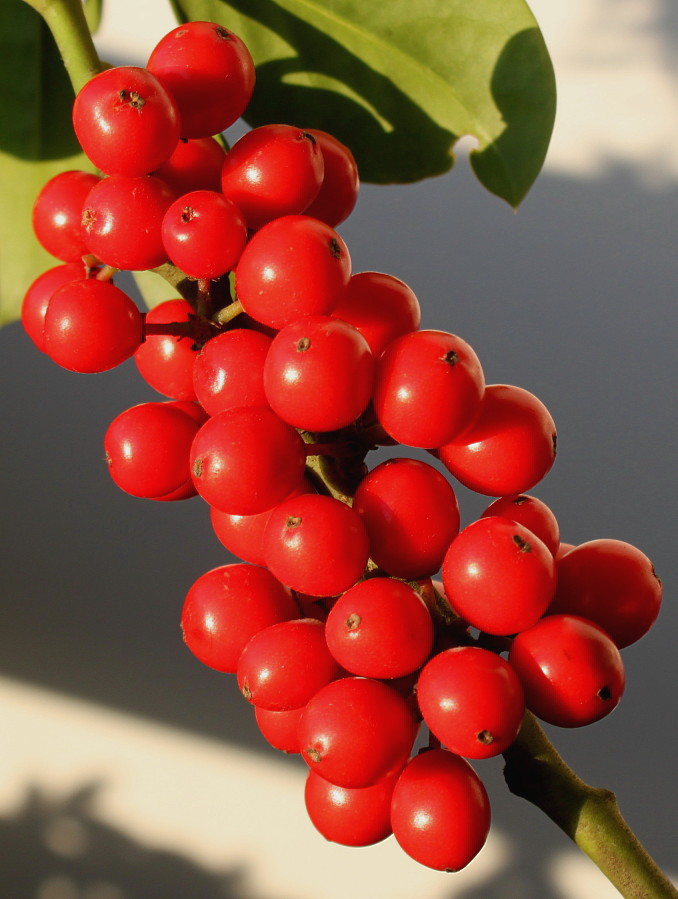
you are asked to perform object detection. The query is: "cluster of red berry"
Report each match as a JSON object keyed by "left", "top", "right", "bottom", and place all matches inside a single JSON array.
[{"left": 22, "top": 20, "right": 663, "bottom": 874}]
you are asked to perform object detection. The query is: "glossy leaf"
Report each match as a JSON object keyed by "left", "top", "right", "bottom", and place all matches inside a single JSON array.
[
  {"left": 170, "top": 0, "right": 555, "bottom": 205},
  {"left": 0, "top": 0, "right": 94, "bottom": 327}
]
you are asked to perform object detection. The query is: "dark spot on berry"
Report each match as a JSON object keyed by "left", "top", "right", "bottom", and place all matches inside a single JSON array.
[
  {"left": 441, "top": 349, "right": 458, "bottom": 365},
  {"left": 552, "top": 433, "right": 558, "bottom": 454},
  {"left": 82, "top": 207, "right": 96, "bottom": 231},
  {"left": 296, "top": 337, "right": 311, "bottom": 352},
  {"left": 214, "top": 25, "right": 233, "bottom": 40},
  {"left": 513, "top": 534, "right": 532, "bottom": 552},
  {"left": 346, "top": 613, "right": 361, "bottom": 630},
  {"left": 192, "top": 457, "right": 203, "bottom": 479},
  {"left": 477, "top": 730, "right": 494, "bottom": 745},
  {"left": 286, "top": 515, "right": 302, "bottom": 529},
  {"left": 513, "top": 495, "right": 528, "bottom": 505},
  {"left": 241, "top": 681, "right": 252, "bottom": 701},
  {"left": 301, "top": 130, "right": 317, "bottom": 144},
  {"left": 181, "top": 206, "right": 195, "bottom": 224},
  {"left": 306, "top": 747, "right": 322, "bottom": 763},
  {"left": 598, "top": 685, "right": 612, "bottom": 701},
  {"left": 329, "top": 238, "right": 342, "bottom": 259}
]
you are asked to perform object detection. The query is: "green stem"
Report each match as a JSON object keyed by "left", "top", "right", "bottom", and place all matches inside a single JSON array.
[
  {"left": 503, "top": 712, "right": 678, "bottom": 899},
  {"left": 22, "top": 0, "right": 103, "bottom": 93}
]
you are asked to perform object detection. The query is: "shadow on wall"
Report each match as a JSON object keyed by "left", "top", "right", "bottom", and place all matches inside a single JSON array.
[{"left": 0, "top": 782, "right": 264, "bottom": 899}]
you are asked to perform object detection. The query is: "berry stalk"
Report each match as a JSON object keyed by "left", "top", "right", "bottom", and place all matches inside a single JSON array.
[
  {"left": 503, "top": 712, "right": 678, "bottom": 899},
  {"left": 22, "top": 0, "right": 103, "bottom": 93}
]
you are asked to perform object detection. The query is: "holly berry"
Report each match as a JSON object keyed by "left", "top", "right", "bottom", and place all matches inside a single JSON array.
[
  {"left": 134, "top": 299, "right": 199, "bottom": 400},
  {"left": 509, "top": 614, "right": 626, "bottom": 727},
  {"left": 417, "top": 647, "right": 525, "bottom": 758},
  {"left": 32, "top": 170, "right": 101, "bottom": 262},
  {"left": 390, "top": 749, "right": 491, "bottom": 871},
  {"left": 72, "top": 66, "right": 180, "bottom": 176}
]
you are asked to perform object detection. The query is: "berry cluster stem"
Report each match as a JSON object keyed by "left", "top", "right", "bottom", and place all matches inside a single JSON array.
[
  {"left": 22, "top": 0, "right": 103, "bottom": 93},
  {"left": 503, "top": 712, "right": 678, "bottom": 899}
]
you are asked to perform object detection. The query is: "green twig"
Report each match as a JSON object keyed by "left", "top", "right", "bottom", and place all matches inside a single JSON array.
[
  {"left": 503, "top": 712, "right": 678, "bottom": 899},
  {"left": 22, "top": 0, "right": 103, "bottom": 93}
]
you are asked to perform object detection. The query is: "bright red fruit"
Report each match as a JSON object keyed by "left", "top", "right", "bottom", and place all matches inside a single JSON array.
[
  {"left": 220, "top": 124, "right": 324, "bottom": 229},
  {"left": 263, "top": 494, "right": 370, "bottom": 596},
  {"left": 331, "top": 270, "right": 421, "bottom": 358},
  {"left": 237, "top": 618, "right": 342, "bottom": 711},
  {"left": 303, "top": 129, "right": 360, "bottom": 228},
  {"left": 373, "top": 329, "right": 485, "bottom": 448},
  {"left": 192, "top": 328, "right": 272, "bottom": 416},
  {"left": 417, "top": 647, "right": 525, "bottom": 758},
  {"left": 81, "top": 175, "right": 176, "bottom": 271},
  {"left": 134, "top": 299, "right": 198, "bottom": 400},
  {"left": 190, "top": 406, "right": 307, "bottom": 515},
  {"left": 255, "top": 706, "right": 304, "bottom": 753},
  {"left": 32, "top": 170, "right": 101, "bottom": 262},
  {"left": 161, "top": 189, "right": 247, "bottom": 279},
  {"left": 325, "top": 578, "right": 433, "bottom": 679},
  {"left": 298, "top": 677, "right": 418, "bottom": 788},
  {"left": 263, "top": 315, "right": 374, "bottom": 432},
  {"left": 481, "top": 494, "right": 560, "bottom": 556},
  {"left": 104, "top": 401, "right": 200, "bottom": 498},
  {"left": 147, "top": 21, "right": 255, "bottom": 139},
  {"left": 304, "top": 767, "right": 399, "bottom": 847},
  {"left": 21, "top": 263, "right": 89, "bottom": 353},
  {"left": 509, "top": 614, "right": 625, "bottom": 727},
  {"left": 390, "top": 749, "right": 491, "bottom": 871},
  {"left": 72, "top": 66, "right": 180, "bottom": 176},
  {"left": 235, "top": 215, "right": 351, "bottom": 330},
  {"left": 44, "top": 278, "right": 142, "bottom": 373},
  {"left": 152, "top": 137, "right": 226, "bottom": 195},
  {"left": 352, "top": 457, "right": 460, "bottom": 579},
  {"left": 181, "top": 563, "right": 298, "bottom": 673},
  {"left": 442, "top": 516, "right": 556, "bottom": 635},
  {"left": 547, "top": 538, "right": 662, "bottom": 648},
  {"left": 438, "top": 384, "right": 557, "bottom": 496}
]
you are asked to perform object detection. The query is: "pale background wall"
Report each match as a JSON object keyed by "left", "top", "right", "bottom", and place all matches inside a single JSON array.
[{"left": 1, "top": 1, "right": 676, "bottom": 896}]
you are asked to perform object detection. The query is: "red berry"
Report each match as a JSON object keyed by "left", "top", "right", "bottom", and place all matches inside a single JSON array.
[
  {"left": 325, "top": 578, "right": 433, "bottom": 679},
  {"left": 152, "top": 136, "right": 226, "bottom": 195},
  {"left": 21, "top": 263, "right": 89, "bottom": 353},
  {"left": 442, "top": 516, "right": 556, "bottom": 636},
  {"left": 303, "top": 129, "right": 360, "bottom": 228},
  {"left": 297, "top": 677, "right": 418, "bottom": 787},
  {"left": 220, "top": 124, "right": 324, "bottom": 229},
  {"left": 438, "top": 383, "right": 557, "bottom": 496},
  {"left": 44, "top": 278, "right": 142, "bottom": 373},
  {"left": 304, "top": 767, "right": 399, "bottom": 847},
  {"left": 263, "top": 494, "right": 369, "bottom": 596},
  {"left": 237, "top": 618, "right": 342, "bottom": 710},
  {"left": 352, "top": 457, "right": 460, "bottom": 579},
  {"left": 81, "top": 175, "right": 176, "bottom": 271},
  {"left": 147, "top": 22, "right": 255, "bottom": 139},
  {"left": 134, "top": 299, "right": 199, "bottom": 400},
  {"left": 235, "top": 215, "right": 351, "bottom": 330},
  {"left": 181, "top": 563, "right": 298, "bottom": 673},
  {"left": 104, "top": 401, "right": 199, "bottom": 498},
  {"left": 373, "top": 329, "right": 485, "bottom": 448},
  {"left": 263, "top": 315, "right": 374, "bottom": 432},
  {"left": 190, "top": 406, "right": 307, "bottom": 515},
  {"left": 72, "top": 66, "right": 180, "bottom": 176},
  {"left": 481, "top": 494, "right": 560, "bottom": 556},
  {"left": 32, "top": 170, "right": 101, "bottom": 262},
  {"left": 390, "top": 749, "right": 491, "bottom": 871},
  {"left": 417, "top": 647, "right": 525, "bottom": 758},
  {"left": 509, "top": 614, "right": 625, "bottom": 727},
  {"left": 255, "top": 706, "right": 304, "bottom": 753},
  {"left": 547, "top": 538, "right": 662, "bottom": 648},
  {"left": 161, "top": 189, "right": 247, "bottom": 279},
  {"left": 332, "top": 270, "right": 421, "bottom": 358},
  {"left": 192, "top": 328, "right": 272, "bottom": 416}
]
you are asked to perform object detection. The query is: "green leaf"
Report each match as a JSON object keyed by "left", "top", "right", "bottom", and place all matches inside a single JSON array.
[
  {"left": 0, "top": 0, "right": 94, "bottom": 327},
  {"left": 170, "top": 0, "right": 555, "bottom": 206},
  {"left": 132, "top": 269, "right": 183, "bottom": 310}
]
